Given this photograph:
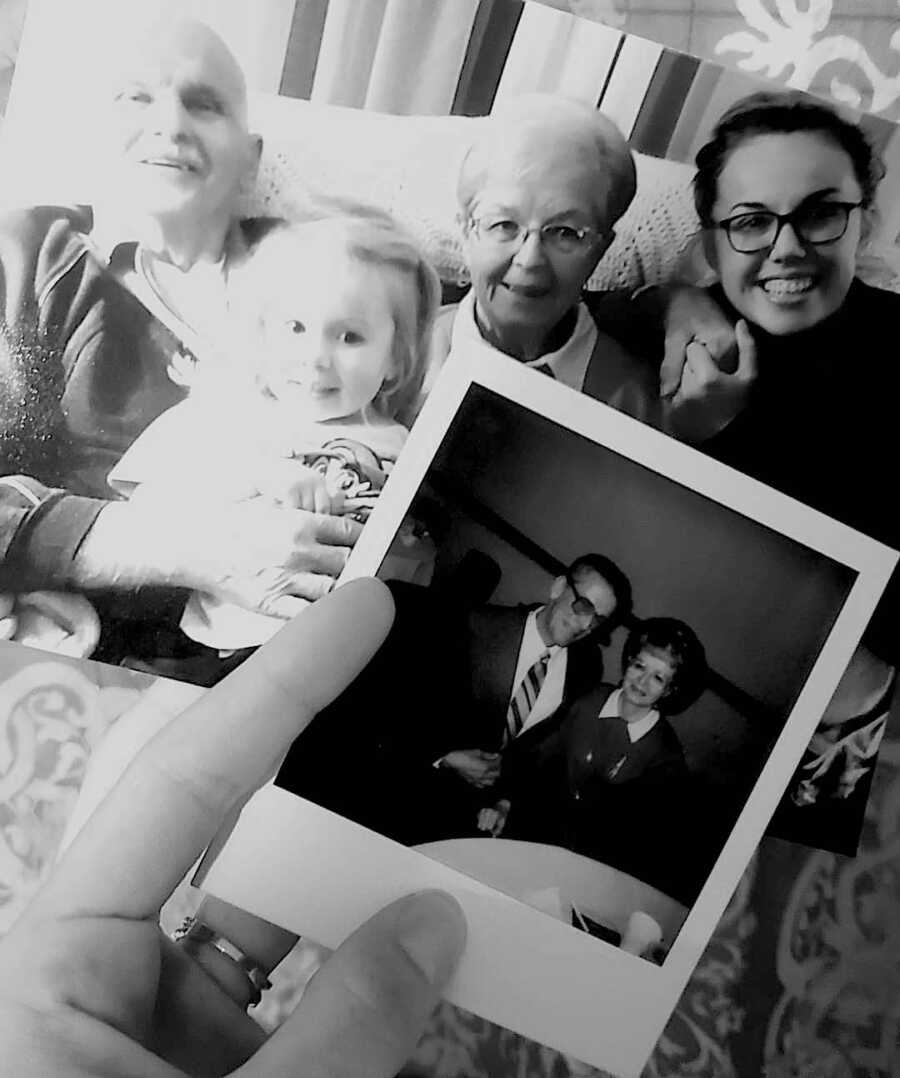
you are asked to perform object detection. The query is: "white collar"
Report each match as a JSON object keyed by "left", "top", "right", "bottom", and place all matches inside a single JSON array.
[
  {"left": 523, "top": 607, "right": 560, "bottom": 661},
  {"left": 451, "top": 291, "right": 596, "bottom": 392},
  {"left": 600, "top": 688, "right": 661, "bottom": 743}
]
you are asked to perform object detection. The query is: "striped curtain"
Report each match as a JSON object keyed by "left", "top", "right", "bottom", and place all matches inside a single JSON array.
[{"left": 272, "top": 0, "right": 699, "bottom": 151}]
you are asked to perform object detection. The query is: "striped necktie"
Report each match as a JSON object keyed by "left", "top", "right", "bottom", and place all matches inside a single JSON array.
[{"left": 505, "top": 652, "right": 551, "bottom": 743}]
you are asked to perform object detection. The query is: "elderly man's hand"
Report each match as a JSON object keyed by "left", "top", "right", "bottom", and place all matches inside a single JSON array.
[
  {"left": 0, "top": 580, "right": 466, "bottom": 1078},
  {"left": 441, "top": 749, "right": 502, "bottom": 788},
  {"left": 659, "top": 285, "right": 740, "bottom": 400},
  {"left": 78, "top": 496, "right": 363, "bottom": 616},
  {"left": 664, "top": 320, "right": 757, "bottom": 444},
  {"left": 192, "top": 499, "right": 362, "bottom": 617}
]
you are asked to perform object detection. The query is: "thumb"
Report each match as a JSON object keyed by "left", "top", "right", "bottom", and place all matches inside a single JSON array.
[
  {"left": 240, "top": 891, "right": 466, "bottom": 1078},
  {"left": 734, "top": 319, "right": 758, "bottom": 382},
  {"left": 660, "top": 331, "right": 688, "bottom": 399}
]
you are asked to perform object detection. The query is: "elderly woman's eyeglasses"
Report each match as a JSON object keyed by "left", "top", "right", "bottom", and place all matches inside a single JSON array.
[
  {"left": 715, "top": 200, "right": 863, "bottom": 255},
  {"left": 565, "top": 571, "right": 608, "bottom": 624},
  {"left": 468, "top": 215, "right": 599, "bottom": 256}
]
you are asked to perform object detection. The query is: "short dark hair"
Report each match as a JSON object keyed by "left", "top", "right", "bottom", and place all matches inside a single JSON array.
[
  {"left": 693, "top": 90, "right": 885, "bottom": 228},
  {"left": 621, "top": 617, "right": 707, "bottom": 714},
  {"left": 567, "top": 552, "right": 633, "bottom": 631}
]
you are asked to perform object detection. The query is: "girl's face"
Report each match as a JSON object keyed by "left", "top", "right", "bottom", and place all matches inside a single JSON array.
[
  {"left": 707, "top": 132, "right": 866, "bottom": 336},
  {"left": 621, "top": 647, "right": 676, "bottom": 713},
  {"left": 261, "top": 254, "right": 396, "bottom": 422}
]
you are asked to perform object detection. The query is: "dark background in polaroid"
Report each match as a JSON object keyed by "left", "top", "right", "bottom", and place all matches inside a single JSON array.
[{"left": 378, "top": 385, "right": 856, "bottom": 793}]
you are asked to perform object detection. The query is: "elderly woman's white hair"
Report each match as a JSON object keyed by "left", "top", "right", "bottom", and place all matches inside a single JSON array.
[{"left": 457, "top": 94, "right": 637, "bottom": 231}]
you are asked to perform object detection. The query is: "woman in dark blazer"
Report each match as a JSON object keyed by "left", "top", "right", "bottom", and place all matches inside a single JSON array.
[{"left": 480, "top": 617, "right": 706, "bottom": 900}]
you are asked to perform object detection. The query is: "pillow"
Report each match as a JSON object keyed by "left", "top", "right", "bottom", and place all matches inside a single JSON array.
[{"left": 243, "top": 94, "right": 700, "bottom": 293}]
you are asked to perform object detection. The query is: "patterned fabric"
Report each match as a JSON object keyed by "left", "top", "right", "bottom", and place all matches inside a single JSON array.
[
  {"left": 4, "top": 644, "right": 898, "bottom": 1075},
  {"left": 505, "top": 652, "right": 551, "bottom": 742},
  {"left": 545, "top": 1, "right": 900, "bottom": 121}
]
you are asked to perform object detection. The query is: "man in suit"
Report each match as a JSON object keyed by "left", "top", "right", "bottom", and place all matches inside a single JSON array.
[
  {"left": 273, "top": 553, "right": 632, "bottom": 846},
  {"left": 433, "top": 553, "right": 633, "bottom": 795}
]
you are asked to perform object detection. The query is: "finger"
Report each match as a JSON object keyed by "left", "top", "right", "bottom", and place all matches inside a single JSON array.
[
  {"left": 705, "top": 326, "right": 740, "bottom": 375},
  {"left": 0, "top": 614, "right": 17, "bottom": 640},
  {"left": 734, "top": 319, "right": 758, "bottom": 382},
  {"left": 684, "top": 339, "right": 720, "bottom": 386},
  {"left": 289, "top": 544, "right": 353, "bottom": 579},
  {"left": 280, "top": 570, "right": 340, "bottom": 602},
  {"left": 18, "top": 591, "right": 84, "bottom": 635},
  {"left": 313, "top": 485, "right": 333, "bottom": 515},
  {"left": 660, "top": 331, "right": 690, "bottom": 398},
  {"left": 307, "top": 511, "right": 363, "bottom": 548},
  {"left": 37, "top": 578, "right": 395, "bottom": 920},
  {"left": 242, "top": 891, "right": 465, "bottom": 1078},
  {"left": 263, "top": 594, "right": 312, "bottom": 621}
]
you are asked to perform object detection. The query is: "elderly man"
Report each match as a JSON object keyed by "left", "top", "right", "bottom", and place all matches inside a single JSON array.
[{"left": 0, "top": 19, "right": 358, "bottom": 665}]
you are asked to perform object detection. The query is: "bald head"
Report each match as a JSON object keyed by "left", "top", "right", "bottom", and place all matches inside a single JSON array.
[
  {"left": 94, "top": 17, "right": 259, "bottom": 246},
  {"left": 458, "top": 95, "right": 636, "bottom": 231},
  {"left": 103, "top": 17, "right": 249, "bottom": 127}
]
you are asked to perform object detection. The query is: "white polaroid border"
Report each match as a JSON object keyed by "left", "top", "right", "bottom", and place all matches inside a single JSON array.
[{"left": 198, "top": 349, "right": 896, "bottom": 1077}]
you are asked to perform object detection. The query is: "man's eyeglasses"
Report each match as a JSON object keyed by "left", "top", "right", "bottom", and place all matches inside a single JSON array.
[
  {"left": 714, "top": 200, "right": 862, "bottom": 255},
  {"left": 468, "top": 215, "right": 600, "bottom": 256},
  {"left": 565, "top": 571, "right": 608, "bottom": 624}
]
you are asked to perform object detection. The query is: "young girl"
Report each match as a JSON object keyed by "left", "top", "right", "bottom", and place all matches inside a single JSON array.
[{"left": 109, "top": 215, "right": 440, "bottom": 671}]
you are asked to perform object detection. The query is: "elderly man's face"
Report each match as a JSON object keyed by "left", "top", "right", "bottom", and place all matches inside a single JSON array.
[
  {"left": 104, "top": 23, "right": 257, "bottom": 224},
  {"left": 462, "top": 152, "right": 612, "bottom": 353}
]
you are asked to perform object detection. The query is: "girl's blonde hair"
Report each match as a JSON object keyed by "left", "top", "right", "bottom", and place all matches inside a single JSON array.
[{"left": 231, "top": 212, "right": 441, "bottom": 423}]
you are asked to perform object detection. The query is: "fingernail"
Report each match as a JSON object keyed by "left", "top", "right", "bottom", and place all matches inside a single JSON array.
[{"left": 396, "top": 890, "right": 467, "bottom": 987}]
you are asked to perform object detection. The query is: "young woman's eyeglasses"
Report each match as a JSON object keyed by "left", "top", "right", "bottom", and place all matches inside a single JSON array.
[
  {"left": 715, "top": 200, "right": 863, "bottom": 254},
  {"left": 468, "top": 215, "right": 599, "bottom": 256},
  {"left": 565, "top": 571, "right": 608, "bottom": 624}
]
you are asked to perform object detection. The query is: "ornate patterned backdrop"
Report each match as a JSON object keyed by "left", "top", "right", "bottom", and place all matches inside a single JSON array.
[{"left": 543, "top": 0, "right": 900, "bottom": 121}]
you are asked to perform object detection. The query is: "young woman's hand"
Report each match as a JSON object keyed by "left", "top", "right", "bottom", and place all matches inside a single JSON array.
[
  {"left": 663, "top": 319, "right": 758, "bottom": 444},
  {"left": 0, "top": 580, "right": 466, "bottom": 1078}
]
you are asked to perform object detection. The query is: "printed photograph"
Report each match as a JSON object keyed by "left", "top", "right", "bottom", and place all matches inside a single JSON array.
[{"left": 1, "top": 0, "right": 898, "bottom": 850}]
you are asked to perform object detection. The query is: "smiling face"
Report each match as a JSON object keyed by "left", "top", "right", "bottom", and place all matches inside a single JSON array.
[
  {"left": 541, "top": 567, "right": 617, "bottom": 649},
  {"left": 621, "top": 646, "right": 676, "bottom": 715},
  {"left": 104, "top": 22, "right": 258, "bottom": 227},
  {"left": 707, "top": 131, "right": 865, "bottom": 336},
  {"left": 462, "top": 144, "right": 612, "bottom": 359},
  {"left": 259, "top": 251, "right": 397, "bottom": 423}
]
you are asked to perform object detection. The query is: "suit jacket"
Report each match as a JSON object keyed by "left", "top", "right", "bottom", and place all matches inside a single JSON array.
[
  {"left": 273, "top": 583, "right": 605, "bottom": 847},
  {"left": 465, "top": 602, "right": 603, "bottom": 750},
  {"left": 501, "top": 682, "right": 693, "bottom": 901}
]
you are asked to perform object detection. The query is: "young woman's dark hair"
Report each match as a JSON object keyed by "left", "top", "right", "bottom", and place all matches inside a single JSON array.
[
  {"left": 621, "top": 616, "right": 707, "bottom": 714},
  {"left": 693, "top": 90, "right": 885, "bottom": 229}
]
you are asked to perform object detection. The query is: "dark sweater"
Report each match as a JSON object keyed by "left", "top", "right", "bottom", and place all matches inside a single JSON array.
[{"left": 701, "top": 279, "right": 900, "bottom": 663}]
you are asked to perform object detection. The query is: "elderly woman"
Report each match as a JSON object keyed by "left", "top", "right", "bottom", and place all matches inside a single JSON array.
[
  {"left": 423, "top": 95, "right": 662, "bottom": 424},
  {"left": 479, "top": 617, "right": 707, "bottom": 899},
  {"left": 0, "top": 18, "right": 359, "bottom": 666},
  {"left": 665, "top": 91, "right": 900, "bottom": 838}
]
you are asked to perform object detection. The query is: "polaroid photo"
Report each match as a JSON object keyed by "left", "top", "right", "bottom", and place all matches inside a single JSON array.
[{"left": 197, "top": 349, "right": 896, "bottom": 1077}]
